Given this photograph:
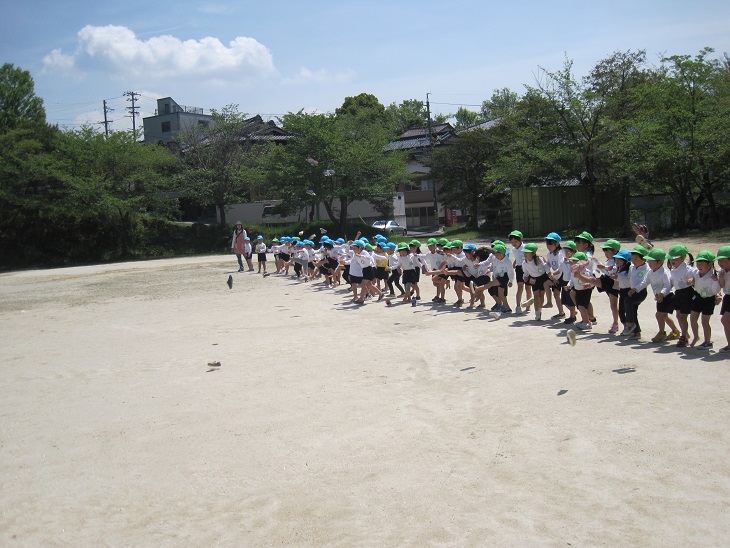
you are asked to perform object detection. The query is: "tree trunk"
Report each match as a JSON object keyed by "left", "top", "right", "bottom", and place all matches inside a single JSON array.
[
  {"left": 339, "top": 196, "right": 349, "bottom": 237},
  {"left": 218, "top": 201, "right": 227, "bottom": 226},
  {"left": 469, "top": 194, "right": 479, "bottom": 229}
]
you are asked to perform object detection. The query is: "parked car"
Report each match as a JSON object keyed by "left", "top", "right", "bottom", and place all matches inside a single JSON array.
[{"left": 372, "top": 220, "right": 407, "bottom": 235}]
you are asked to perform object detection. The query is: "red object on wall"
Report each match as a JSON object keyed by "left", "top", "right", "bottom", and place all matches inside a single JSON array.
[{"left": 445, "top": 208, "right": 454, "bottom": 227}]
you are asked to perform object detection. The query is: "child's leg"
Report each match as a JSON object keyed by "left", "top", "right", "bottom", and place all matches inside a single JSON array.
[
  {"left": 515, "top": 281, "right": 524, "bottom": 310},
  {"left": 689, "top": 311, "right": 700, "bottom": 346},
  {"left": 543, "top": 279, "right": 553, "bottom": 306},
  {"left": 721, "top": 311, "right": 730, "bottom": 348},
  {"left": 413, "top": 282, "right": 420, "bottom": 299},
  {"left": 677, "top": 312, "right": 689, "bottom": 339},
  {"left": 665, "top": 314, "right": 679, "bottom": 335},
  {"left": 609, "top": 294, "right": 619, "bottom": 327},
  {"left": 553, "top": 286, "right": 564, "bottom": 314},
  {"left": 656, "top": 311, "right": 667, "bottom": 333},
  {"left": 701, "top": 314, "right": 712, "bottom": 344}
]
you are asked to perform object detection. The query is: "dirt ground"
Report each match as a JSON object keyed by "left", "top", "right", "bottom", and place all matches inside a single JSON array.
[{"left": 1, "top": 236, "right": 729, "bottom": 546}]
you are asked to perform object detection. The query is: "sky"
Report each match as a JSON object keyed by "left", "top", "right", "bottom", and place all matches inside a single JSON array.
[{"left": 1, "top": 0, "right": 729, "bottom": 134}]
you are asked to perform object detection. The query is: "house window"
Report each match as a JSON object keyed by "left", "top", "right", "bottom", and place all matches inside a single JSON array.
[{"left": 161, "top": 121, "right": 171, "bottom": 133}]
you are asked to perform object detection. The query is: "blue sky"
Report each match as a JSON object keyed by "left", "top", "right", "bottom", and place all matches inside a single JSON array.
[{"left": 1, "top": 0, "right": 728, "bottom": 133}]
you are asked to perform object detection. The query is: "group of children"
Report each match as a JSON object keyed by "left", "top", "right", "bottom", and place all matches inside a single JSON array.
[{"left": 239, "top": 227, "right": 730, "bottom": 353}]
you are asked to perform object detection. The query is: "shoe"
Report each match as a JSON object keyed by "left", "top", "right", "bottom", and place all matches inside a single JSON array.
[
  {"left": 698, "top": 341, "right": 713, "bottom": 349},
  {"left": 719, "top": 346, "right": 730, "bottom": 353},
  {"left": 432, "top": 296, "right": 440, "bottom": 302},
  {"left": 226, "top": 275, "right": 233, "bottom": 289},
  {"left": 544, "top": 302, "right": 554, "bottom": 309},
  {"left": 489, "top": 311, "right": 502, "bottom": 319},
  {"left": 590, "top": 317, "right": 597, "bottom": 324},
  {"left": 238, "top": 268, "right": 244, "bottom": 272},
  {"left": 566, "top": 329, "right": 577, "bottom": 346},
  {"left": 416, "top": 296, "right": 421, "bottom": 300},
  {"left": 608, "top": 323, "right": 619, "bottom": 334},
  {"left": 564, "top": 316, "right": 576, "bottom": 324},
  {"left": 574, "top": 321, "right": 592, "bottom": 331},
  {"left": 676, "top": 336, "right": 688, "bottom": 348},
  {"left": 503, "top": 308, "right": 512, "bottom": 314},
  {"left": 651, "top": 331, "right": 667, "bottom": 343},
  {"left": 515, "top": 306, "right": 522, "bottom": 314},
  {"left": 491, "top": 304, "right": 500, "bottom": 311},
  {"left": 377, "top": 294, "right": 384, "bottom": 302},
  {"left": 535, "top": 310, "right": 542, "bottom": 321},
  {"left": 388, "top": 293, "right": 396, "bottom": 298},
  {"left": 668, "top": 331, "right": 680, "bottom": 339},
  {"left": 454, "top": 300, "right": 464, "bottom": 307},
  {"left": 411, "top": 296, "right": 417, "bottom": 307},
  {"left": 552, "top": 313, "right": 565, "bottom": 319},
  {"left": 629, "top": 331, "right": 641, "bottom": 340},
  {"left": 620, "top": 325, "right": 634, "bottom": 336},
  {"left": 521, "top": 297, "right": 534, "bottom": 308}
]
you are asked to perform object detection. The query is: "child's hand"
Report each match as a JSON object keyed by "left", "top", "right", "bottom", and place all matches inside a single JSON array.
[
  {"left": 687, "top": 277, "right": 695, "bottom": 286},
  {"left": 656, "top": 294, "right": 664, "bottom": 302},
  {"left": 508, "top": 282, "right": 513, "bottom": 288}
]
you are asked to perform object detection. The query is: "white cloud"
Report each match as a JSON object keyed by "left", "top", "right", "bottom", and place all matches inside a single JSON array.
[
  {"left": 282, "top": 67, "right": 356, "bottom": 86},
  {"left": 43, "top": 25, "right": 275, "bottom": 84}
]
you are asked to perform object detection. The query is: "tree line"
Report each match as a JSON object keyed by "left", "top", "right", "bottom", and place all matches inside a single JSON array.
[{"left": 1, "top": 47, "right": 728, "bottom": 268}]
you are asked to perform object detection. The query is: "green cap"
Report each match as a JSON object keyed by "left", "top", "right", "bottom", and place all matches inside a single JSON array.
[
  {"left": 427, "top": 238, "right": 438, "bottom": 246},
  {"left": 272, "top": 237, "right": 279, "bottom": 242},
  {"left": 717, "top": 246, "right": 730, "bottom": 260},
  {"left": 443, "top": 242, "right": 453, "bottom": 249},
  {"left": 493, "top": 243, "right": 507, "bottom": 254},
  {"left": 575, "top": 231, "right": 594, "bottom": 243},
  {"left": 667, "top": 244, "right": 688, "bottom": 259},
  {"left": 601, "top": 239, "right": 621, "bottom": 251},
  {"left": 364, "top": 243, "right": 373, "bottom": 251},
  {"left": 437, "top": 238, "right": 449, "bottom": 246},
  {"left": 568, "top": 252, "right": 588, "bottom": 262},
  {"left": 563, "top": 240, "right": 577, "bottom": 251},
  {"left": 509, "top": 230, "right": 523, "bottom": 240},
  {"left": 646, "top": 248, "right": 666, "bottom": 261},
  {"left": 523, "top": 242, "right": 538, "bottom": 253},
  {"left": 694, "top": 250, "right": 716, "bottom": 263},
  {"left": 396, "top": 242, "right": 409, "bottom": 251},
  {"left": 630, "top": 245, "right": 648, "bottom": 257},
  {"left": 409, "top": 239, "right": 421, "bottom": 247},
  {"left": 451, "top": 239, "right": 463, "bottom": 247}
]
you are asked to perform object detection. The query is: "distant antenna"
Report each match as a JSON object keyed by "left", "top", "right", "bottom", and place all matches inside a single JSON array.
[{"left": 124, "top": 91, "right": 141, "bottom": 138}]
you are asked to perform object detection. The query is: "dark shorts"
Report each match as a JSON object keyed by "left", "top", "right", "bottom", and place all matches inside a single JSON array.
[
  {"left": 488, "top": 274, "right": 509, "bottom": 297},
  {"left": 515, "top": 265, "right": 524, "bottom": 281},
  {"left": 280, "top": 252, "right": 290, "bottom": 261},
  {"left": 307, "top": 261, "right": 315, "bottom": 270},
  {"left": 596, "top": 274, "right": 619, "bottom": 296},
  {"left": 327, "top": 258, "right": 339, "bottom": 270},
  {"left": 691, "top": 293, "right": 716, "bottom": 315},
  {"left": 375, "top": 266, "right": 388, "bottom": 280},
  {"left": 573, "top": 287, "right": 593, "bottom": 308},
  {"left": 436, "top": 274, "right": 449, "bottom": 281},
  {"left": 402, "top": 269, "right": 418, "bottom": 284},
  {"left": 528, "top": 273, "right": 550, "bottom": 291},
  {"left": 674, "top": 286, "right": 694, "bottom": 315},
  {"left": 474, "top": 275, "right": 491, "bottom": 288},
  {"left": 362, "top": 266, "right": 375, "bottom": 281},
  {"left": 656, "top": 292, "right": 675, "bottom": 314},
  {"left": 561, "top": 286, "right": 575, "bottom": 307},
  {"left": 721, "top": 294, "right": 730, "bottom": 315},
  {"left": 349, "top": 275, "right": 363, "bottom": 285},
  {"left": 257, "top": 253, "right": 266, "bottom": 262},
  {"left": 413, "top": 269, "right": 421, "bottom": 283}
]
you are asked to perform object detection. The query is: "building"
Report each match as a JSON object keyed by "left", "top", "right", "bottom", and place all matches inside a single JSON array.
[
  {"left": 385, "top": 123, "right": 455, "bottom": 228},
  {"left": 143, "top": 97, "right": 213, "bottom": 145}
]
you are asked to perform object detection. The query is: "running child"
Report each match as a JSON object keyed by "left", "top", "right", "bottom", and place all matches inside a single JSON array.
[
  {"left": 716, "top": 246, "right": 730, "bottom": 353},
  {"left": 543, "top": 232, "right": 565, "bottom": 316},
  {"left": 620, "top": 246, "right": 650, "bottom": 339},
  {"left": 521, "top": 242, "right": 550, "bottom": 321},
  {"left": 255, "top": 235, "right": 268, "bottom": 275},
  {"left": 509, "top": 231, "right": 531, "bottom": 313},
  {"left": 689, "top": 250, "right": 721, "bottom": 348},
  {"left": 667, "top": 244, "right": 697, "bottom": 348},
  {"left": 559, "top": 241, "right": 578, "bottom": 324},
  {"left": 645, "top": 248, "right": 680, "bottom": 342}
]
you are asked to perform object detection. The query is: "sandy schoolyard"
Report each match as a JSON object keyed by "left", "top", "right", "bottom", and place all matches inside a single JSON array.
[{"left": 1, "top": 237, "right": 729, "bottom": 546}]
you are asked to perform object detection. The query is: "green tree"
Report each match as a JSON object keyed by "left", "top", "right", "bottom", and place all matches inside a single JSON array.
[
  {"left": 481, "top": 88, "right": 518, "bottom": 121},
  {"left": 432, "top": 128, "right": 499, "bottom": 228},
  {"left": 177, "top": 105, "right": 271, "bottom": 226},
  {"left": 451, "top": 107, "right": 482, "bottom": 129},
  {"left": 385, "top": 99, "right": 428, "bottom": 135},
  {"left": 268, "top": 99, "right": 409, "bottom": 234},
  {"left": 0, "top": 63, "right": 46, "bottom": 132}
]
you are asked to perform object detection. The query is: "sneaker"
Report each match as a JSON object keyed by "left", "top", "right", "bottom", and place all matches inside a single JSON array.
[
  {"left": 608, "top": 323, "right": 619, "bottom": 334},
  {"left": 668, "top": 331, "right": 680, "bottom": 339},
  {"left": 388, "top": 293, "right": 396, "bottom": 298},
  {"left": 676, "top": 336, "right": 688, "bottom": 348},
  {"left": 489, "top": 311, "right": 502, "bottom": 319},
  {"left": 521, "top": 297, "right": 535, "bottom": 308},
  {"left": 719, "top": 345, "right": 730, "bottom": 353},
  {"left": 515, "top": 306, "right": 523, "bottom": 314},
  {"left": 535, "top": 310, "right": 542, "bottom": 321},
  {"left": 566, "top": 329, "right": 577, "bottom": 346},
  {"left": 432, "top": 296, "right": 440, "bottom": 302},
  {"left": 589, "top": 317, "right": 598, "bottom": 324},
  {"left": 629, "top": 331, "right": 641, "bottom": 340},
  {"left": 416, "top": 296, "right": 421, "bottom": 300},
  {"left": 698, "top": 341, "right": 714, "bottom": 349},
  {"left": 552, "top": 312, "right": 566, "bottom": 319},
  {"left": 454, "top": 300, "right": 464, "bottom": 307},
  {"left": 651, "top": 331, "right": 667, "bottom": 343},
  {"left": 564, "top": 316, "right": 576, "bottom": 324},
  {"left": 574, "top": 321, "right": 592, "bottom": 331},
  {"left": 491, "top": 304, "right": 500, "bottom": 311},
  {"left": 377, "top": 294, "right": 384, "bottom": 302},
  {"left": 620, "top": 325, "right": 634, "bottom": 336}
]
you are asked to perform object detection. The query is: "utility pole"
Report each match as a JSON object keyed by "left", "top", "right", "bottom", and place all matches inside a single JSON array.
[
  {"left": 124, "top": 91, "right": 141, "bottom": 138},
  {"left": 426, "top": 93, "right": 439, "bottom": 228},
  {"left": 99, "top": 99, "right": 114, "bottom": 138}
]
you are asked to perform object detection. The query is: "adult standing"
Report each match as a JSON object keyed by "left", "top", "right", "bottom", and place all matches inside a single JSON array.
[{"left": 231, "top": 221, "right": 247, "bottom": 272}]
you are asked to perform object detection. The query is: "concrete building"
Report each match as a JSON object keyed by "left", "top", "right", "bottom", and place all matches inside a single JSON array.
[{"left": 143, "top": 97, "right": 213, "bottom": 145}]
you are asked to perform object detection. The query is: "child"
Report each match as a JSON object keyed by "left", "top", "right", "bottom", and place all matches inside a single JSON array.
[
  {"left": 593, "top": 239, "right": 621, "bottom": 333},
  {"left": 559, "top": 241, "right": 578, "bottom": 324},
  {"left": 509, "top": 231, "right": 530, "bottom": 314},
  {"left": 469, "top": 247, "right": 493, "bottom": 309},
  {"left": 645, "top": 248, "right": 680, "bottom": 342},
  {"left": 716, "top": 246, "right": 730, "bottom": 353},
  {"left": 385, "top": 242, "right": 404, "bottom": 297},
  {"left": 667, "top": 244, "right": 697, "bottom": 348},
  {"left": 243, "top": 236, "right": 254, "bottom": 271},
  {"left": 568, "top": 251, "right": 596, "bottom": 330},
  {"left": 397, "top": 242, "right": 419, "bottom": 304},
  {"left": 255, "top": 235, "right": 268, "bottom": 275},
  {"left": 611, "top": 250, "right": 632, "bottom": 334},
  {"left": 574, "top": 231, "right": 598, "bottom": 324},
  {"left": 408, "top": 240, "right": 425, "bottom": 301},
  {"left": 543, "top": 232, "right": 565, "bottom": 315},
  {"left": 689, "top": 250, "right": 721, "bottom": 348},
  {"left": 621, "top": 246, "right": 650, "bottom": 339},
  {"left": 423, "top": 238, "right": 447, "bottom": 303},
  {"left": 521, "top": 242, "right": 550, "bottom": 321},
  {"left": 231, "top": 221, "right": 247, "bottom": 272},
  {"left": 483, "top": 243, "right": 514, "bottom": 314}
]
